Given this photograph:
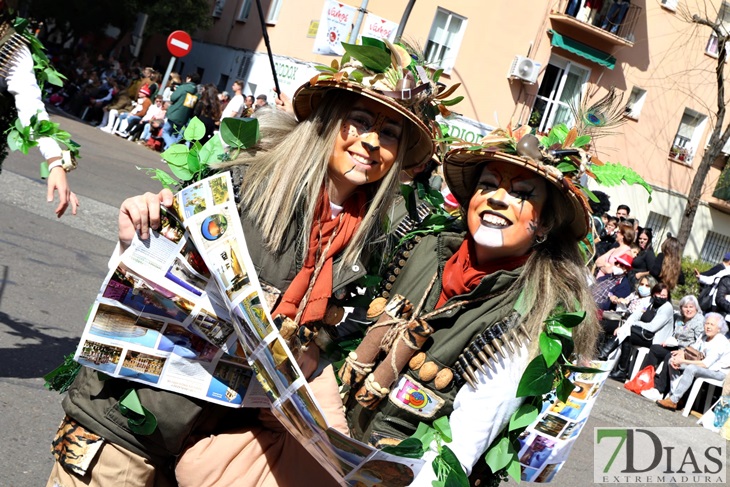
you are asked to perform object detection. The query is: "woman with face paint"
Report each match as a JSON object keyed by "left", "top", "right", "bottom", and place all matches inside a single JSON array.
[
  {"left": 49, "top": 43, "right": 443, "bottom": 487},
  {"left": 339, "top": 134, "right": 604, "bottom": 486}
]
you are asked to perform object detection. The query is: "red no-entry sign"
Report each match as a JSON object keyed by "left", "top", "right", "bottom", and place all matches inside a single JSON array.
[{"left": 167, "top": 30, "right": 192, "bottom": 58}]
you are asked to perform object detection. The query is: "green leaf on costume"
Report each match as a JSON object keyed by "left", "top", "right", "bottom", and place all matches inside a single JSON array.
[
  {"left": 44, "top": 67, "right": 64, "bottom": 87},
  {"left": 441, "top": 446, "right": 470, "bottom": 487},
  {"left": 545, "top": 320, "right": 572, "bottom": 339},
  {"left": 433, "top": 416, "right": 453, "bottom": 443},
  {"left": 380, "top": 437, "right": 424, "bottom": 458},
  {"left": 433, "top": 68, "right": 444, "bottom": 83},
  {"left": 506, "top": 456, "right": 522, "bottom": 482},
  {"left": 314, "top": 65, "right": 338, "bottom": 73},
  {"left": 539, "top": 332, "right": 562, "bottom": 367},
  {"left": 574, "top": 135, "right": 591, "bottom": 147},
  {"left": 592, "top": 162, "right": 653, "bottom": 200},
  {"left": 556, "top": 376, "right": 576, "bottom": 403},
  {"left": 161, "top": 144, "right": 190, "bottom": 168},
  {"left": 508, "top": 403, "right": 539, "bottom": 432},
  {"left": 361, "top": 36, "right": 387, "bottom": 50},
  {"left": 118, "top": 389, "right": 158, "bottom": 435},
  {"left": 198, "top": 134, "right": 224, "bottom": 166},
  {"left": 485, "top": 436, "right": 514, "bottom": 473},
  {"left": 556, "top": 162, "right": 576, "bottom": 173},
  {"left": 184, "top": 117, "right": 206, "bottom": 142},
  {"left": 220, "top": 117, "right": 259, "bottom": 149},
  {"left": 340, "top": 42, "right": 392, "bottom": 72},
  {"left": 168, "top": 162, "right": 194, "bottom": 181},
  {"left": 137, "top": 167, "right": 179, "bottom": 191},
  {"left": 583, "top": 186, "right": 600, "bottom": 203},
  {"left": 187, "top": 150, "right": 201, "bottom": 172},
  {"left": 549, "top": 124, "right": 569, "bottom": 143},
  {"left": 551, "top": 311, "right": 586, "bottom": 328},
  {"left": 350, "top": 70, "right": 365, "bottom": 83},
  {"left": 564, "top": 364, "right": 604, "bottom": 374},
  {"left": 440, "top": 96, "right": 464, "bottom": 107},
  {"left": 7, "top": 129, "right": 22, "bottom": 152},
  {"left": 413, "top": 421, "right": 436, "bottom": 448},
  {"left": 516, "top": 355, "right": 554, "bottom": 397}
]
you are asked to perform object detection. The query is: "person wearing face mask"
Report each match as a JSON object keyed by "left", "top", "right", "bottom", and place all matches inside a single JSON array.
[
  {"left": 592, "top": 253, "right": 634, "bottom": 313},
  {"left": 609, "top": 282, "right": 675, "bottom": 382},
  {"left": 613, "top": 275, "right": 656, "bottom": 316}
]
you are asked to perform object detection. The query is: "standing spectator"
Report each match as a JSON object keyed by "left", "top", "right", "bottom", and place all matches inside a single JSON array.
[
  {"left": 589, "top": 190, "right": 611, "bottom": 235},
  {"left": 193, "top": 85, "right": 222, "bottom": 144},
  {"left": 255, "top": 93, "right": 268, "bottom": 111},
  {"left": 616, "top": 204, "right": 630, "bottom": 220},
  {"left": 629, "top": 228, "right": 656, "bottom": 286},
  {"left": 696, "top": 253, "right": 730, "bottom": 314},
  {"left": 162, "top": 72, "right": 200, "bottom": 150},
  {"left": 162, "top": 72, "right": 182, "bottom": 102},
  {"left": 655, "top": 313, "right": 730, "bottom": 410},
  {"left": 650, "top": 236, "right": 685, "bottom": 292},
  {"left": 243, "top": 95, "right": 255, "bottom": 117},
  {"left": 218, "top": 91, "right": 230, "bottom": 112},
  {"left": 221, "top": 80, "right": 244, "bottom": 120}
]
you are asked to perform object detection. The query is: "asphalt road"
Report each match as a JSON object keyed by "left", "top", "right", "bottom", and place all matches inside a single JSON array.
[{"left": 0, "top": 111, "right": 727, "bottom": 487}]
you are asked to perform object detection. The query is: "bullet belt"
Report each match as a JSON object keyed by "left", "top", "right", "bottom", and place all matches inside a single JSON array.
[{"left": 0, "top": 29, "right": 28, "bottom": 78}]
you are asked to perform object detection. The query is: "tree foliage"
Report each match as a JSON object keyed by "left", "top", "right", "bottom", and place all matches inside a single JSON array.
[{"left": 24, "top": 0, "right": 212, "bottom": 45}]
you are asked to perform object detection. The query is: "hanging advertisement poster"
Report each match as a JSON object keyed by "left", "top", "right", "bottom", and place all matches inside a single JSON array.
[
  {"left": 358, "top": 13, "right": 398, "bottom": 43},
  {"left": 313, "top": 0, "right": 357, "bottom": 55}
]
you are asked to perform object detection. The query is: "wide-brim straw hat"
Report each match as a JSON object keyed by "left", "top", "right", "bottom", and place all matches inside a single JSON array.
[
  {"left": 443, "top": 148, "right": 591, "bottom": 240},
  {"left": 293, "top": 78, "right": 434, "bottom": 169}
]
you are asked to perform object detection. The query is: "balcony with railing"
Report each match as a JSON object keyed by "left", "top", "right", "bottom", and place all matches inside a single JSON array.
[{"left": 550, "top": 0, "right": 642, "bottom": 49}]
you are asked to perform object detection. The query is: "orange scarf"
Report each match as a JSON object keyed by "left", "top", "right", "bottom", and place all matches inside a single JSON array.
[
  {"left": 436, "top": 238, "right": 530, "bottom": 309},
  {"left": 273, "top": 188, "right": 366, "bottom": 325}
]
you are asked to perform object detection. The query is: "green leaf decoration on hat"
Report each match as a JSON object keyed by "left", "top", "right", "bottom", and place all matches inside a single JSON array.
[
  {"left": 592, "top": 162, "right": 653, "bottom": 202},
  {"left": 340, "top": 42, "right": 392, "bottom": 72},
  {"left": 118, "top": 389, "right": 158, "bottom": 435}
]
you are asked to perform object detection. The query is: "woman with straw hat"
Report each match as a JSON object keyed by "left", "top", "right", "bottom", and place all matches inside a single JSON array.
[{"left": 48, "top": 41, "right": 450, "bottom": 487}]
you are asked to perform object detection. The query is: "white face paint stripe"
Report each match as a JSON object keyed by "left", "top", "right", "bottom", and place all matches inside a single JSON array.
[{"left": 472, "top": 225, "right": 504, "bottom": 249}]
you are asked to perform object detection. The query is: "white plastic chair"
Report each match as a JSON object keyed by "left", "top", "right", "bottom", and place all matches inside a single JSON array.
[
  {"left": 681, "top": 377, "right": 724, "bottom": 417},
  {"left": 628, "top": 346, "right": 650, "bottom": 380}
]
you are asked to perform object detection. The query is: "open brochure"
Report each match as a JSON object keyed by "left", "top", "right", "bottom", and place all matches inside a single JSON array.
[{"left": 73, "top": 173, "right": 425, "bottom": 484}]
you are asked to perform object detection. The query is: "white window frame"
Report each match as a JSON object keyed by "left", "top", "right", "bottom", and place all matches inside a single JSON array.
[
  {"left": 661, "top": 0, "right": 679, "bottom": 12},
  {"left": 212, "top": 0, "right": 226, "bottom": 18},
  {"left": 624, "top": 86, "right": 647, "bottom": 120},
  {"left": 670, "top": 108, "right": 708, "bottom": 165},
  {"left": 237, "top": 0, "right": 253, "bottom": 22},
  {"left": 706, "top": 1, "right": 730, "bottom": 58},
  {"left": 531, "top": 56, "right": 590, "bottom": 134},
  {"left": 424, "top": 8, "right": 467, "bottom": 74},
  {"left": 266, "top": 0, "right": 283, "bottom": 24}
]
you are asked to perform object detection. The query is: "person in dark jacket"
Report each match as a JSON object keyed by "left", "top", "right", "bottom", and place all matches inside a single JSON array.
[
  {"left": 629, "top": 227, "right": 656, "bottom": 286},
  {"left": 161, "top": 72, "right": 200, "bottom": 150},
  {"left": 47, "top": 47, "right": 439, "bottom": 487}
]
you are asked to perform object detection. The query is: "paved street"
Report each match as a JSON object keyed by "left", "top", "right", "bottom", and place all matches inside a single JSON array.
[{"left": 0, "top": 111, "right": 727, "bottom": 487}]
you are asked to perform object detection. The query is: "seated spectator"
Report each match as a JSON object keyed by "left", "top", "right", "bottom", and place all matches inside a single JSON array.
[
  {"left": 595, "top": 215, "right": 618, "bottom": 256},
  {"left": 650, "top": 235, "right": 685, "bottom": 292},
  {"left": 593, "top": 253, "right": 634, "bottom": 312},
  {"left": 595, "top": 220, "right": 635, "bottom": 278},
  {"left": 127, "top": 96, "right": 164, "bottom": 141},
  {"left": 638, "top": 295, "right": 705, "bottom": 383},
  {"left": 609, "top": 282, "right": 674, "bottom": 382},
  {"left": 651, "top": 313, "right": 730, "bottom": 409},
  {"left": 99, "top": 85, "right": 133, "bottom": 133},
  {"left": 115, "top": 86, "right": 152, "bottom": 137},
  {"left": 612, "top": 275, "right": 656, "bottom": 316}
]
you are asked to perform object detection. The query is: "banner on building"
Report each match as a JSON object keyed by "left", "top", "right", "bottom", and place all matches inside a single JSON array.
[
  {"left": 358, "top": 13, "right": 398, "bottom": 43},
  {"left": 436, "top": 113, "right": 495, "bottom": 144},
  {"left": 313, "top": 0, "right": 357, "bottom": 55}
]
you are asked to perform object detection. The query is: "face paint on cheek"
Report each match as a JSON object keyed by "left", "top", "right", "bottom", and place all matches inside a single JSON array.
[
  {"left": 528, "top": 220, "right": 538, "bottom": 235},
  {"left": 343, "top": 165, "right": 356, "bottom": 176},
  {"left": 472, "top": 225, "right": 504, "bottom": 249}
]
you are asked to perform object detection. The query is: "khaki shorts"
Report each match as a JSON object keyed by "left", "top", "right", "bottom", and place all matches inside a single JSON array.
[{"left": 47, "top": 442, "right": 174, "bottom": 487}]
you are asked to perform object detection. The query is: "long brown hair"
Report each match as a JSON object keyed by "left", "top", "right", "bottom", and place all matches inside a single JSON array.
[{"left": 658, "top": 236, "right": 682, "bottom": 291}]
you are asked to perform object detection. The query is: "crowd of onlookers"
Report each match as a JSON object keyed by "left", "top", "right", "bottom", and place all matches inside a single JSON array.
[
  {"left": 44, "top": 54, "right": 271, "bottom": 152},
  {"left": 588, "top": 193, "right": 730, "bottom": 423}
]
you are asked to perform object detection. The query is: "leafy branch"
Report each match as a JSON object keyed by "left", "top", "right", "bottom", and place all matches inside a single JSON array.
[
  {"left": 138, "top": 116, "right": 259, "bottom": 191},
  {"left": 5, "top": 111, "right": 80, "bottom": 158}
]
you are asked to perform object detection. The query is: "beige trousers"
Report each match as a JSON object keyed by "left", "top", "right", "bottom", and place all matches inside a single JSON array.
[{"left": 47, "top": 442, "right": 175, "bottom": 487}]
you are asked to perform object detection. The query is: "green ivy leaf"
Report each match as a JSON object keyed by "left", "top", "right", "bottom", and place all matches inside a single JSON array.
[
  {"left": 340, "top": 42, "right": 392, "bottom": 72},
  {"left": 161, "top": 144, "right": 190, "bottom": 168},
  {"left": 545, "top": 320, "right": 572, "bottom": 339},
  {"left": 433, "top": 416, "right": 453, "bottom": 443},
  {"left": 187, "top": 150, "right": 201, "bottom": 172},
  {"left": 361, "top": 36, "right": 388, "bottom": 50},
  {"left": 137, "top": 167, "right": 179, "bottom": 191},
  {"left": 7, "top": 130, "right": 22, "bottom": 152},
  {"left": 583, "top": 186, "right": 600, "bottom": 203},
  {"left": 556, "top": 376, "right": 576, "bottom": 403},
  {"left": 413, "top": 422, "right": 436, "bottom": 448},
  {"left": 380, "top": 437, "right": 424, "bottom": 458},
  {"left": 220, "top": 117, "right": 259, "bottom": 149},
  {"left": 184, "top": 117, "right": 206, "bottom": 142},
  {"left": 506, "top": 456, "right": 522, "bottom": 482},
  {"left": 508, "top": 403, "right": 539, "bottom": 432},
  {"left": 516, "top": 355, "right": 554, "bottom": 397},
  {"left": 538, "top": 332, "right": 562, "bottom": 367},
  {"left": 168, "top": 162, "right": 194, "bottom": 181},
  {"left": 485, "top": 436, "right": 514, "bottom": 473},
  {"left": 349, "top": 70, "right": 365, "bottom": 83},
  {"left": 551, "top": 311, "right": 586, "bottom": 328},
  {"left": 198, "top": 135, "right": 225, "bottom": 166},
  {"left": 564, "top": 364, "right": 604, "bottom": 374},
  {"left": 44, "top": 67, "right": 64, "bottom": 87}
]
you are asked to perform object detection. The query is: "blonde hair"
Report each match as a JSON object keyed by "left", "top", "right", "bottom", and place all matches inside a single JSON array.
[
  {"left": 513, "top": 184, "right": 600, "bottom": 360},
  {"left": 220, "top": 91, "right": 413, "bottom": 267}
]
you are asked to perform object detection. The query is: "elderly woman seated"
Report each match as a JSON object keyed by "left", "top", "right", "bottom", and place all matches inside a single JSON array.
[{"left": 642, "top": 313, "right": 730, "bottom": 409}]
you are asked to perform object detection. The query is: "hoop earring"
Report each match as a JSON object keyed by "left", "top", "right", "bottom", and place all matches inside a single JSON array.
[{"left": 534, "top": 234, "right": 546, "bottom": 245}]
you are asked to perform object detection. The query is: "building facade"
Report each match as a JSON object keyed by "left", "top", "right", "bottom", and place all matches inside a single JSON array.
[{"left": 142, "top": 0, "right": 730, "bottom": 261}]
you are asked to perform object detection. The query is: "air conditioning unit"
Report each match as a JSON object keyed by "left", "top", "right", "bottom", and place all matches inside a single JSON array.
[{"left": 508, "top": 55, "right": 541, "bottom": 84}]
